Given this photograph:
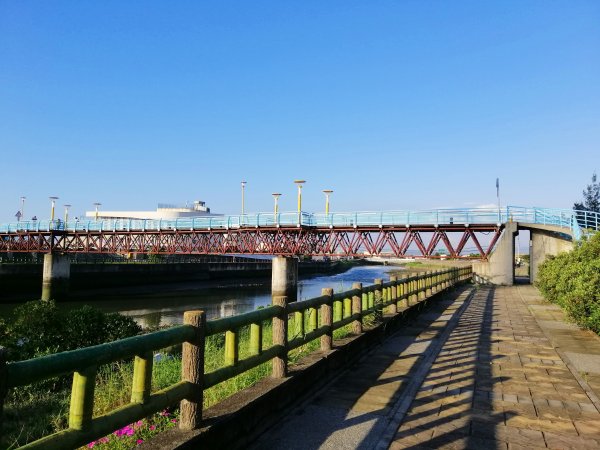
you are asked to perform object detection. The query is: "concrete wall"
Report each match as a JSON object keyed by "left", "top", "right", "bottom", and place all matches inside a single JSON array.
[{"left": 530, "top": 229, "right": 574, "bottom": 284}]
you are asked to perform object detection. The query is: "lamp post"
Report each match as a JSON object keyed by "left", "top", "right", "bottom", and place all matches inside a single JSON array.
[
  {"left": 93, "top": 202, "right": 102, "bottom": 221},
  {"left": 272, "top": 193, "right": 281, "bottom": 225},
  {"left": 496, "top": 178, "right": 500, "bottom": 222},
  {"left": 241, "top": 181, "right": 247, "bottom": 216},
  {"left": 49, "top": 197, "right": 59, "bottom": 221},
  {"left": 322, "top": 189, "right": 333, "bottom": 215},
  {"left": 294, "top": 180, "right": 305, "bottom": 225},
  {"left": 20, "top": 196, "right": 26, "bottom": 222},
  {"left": 64, "top": 204, "right": 71, "bottom": 223}
]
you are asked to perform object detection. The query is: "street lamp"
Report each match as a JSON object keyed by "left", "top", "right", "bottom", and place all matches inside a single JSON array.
[
  {"left": 93, "top": 202, "right": 102, "bottom": 221},
  {"left": 322, "top": 189, "right": 333, "bottom": 215},
  {"left": 20, "top": 196, "right": 26, "bottom": 222},
  {"left": 49, "top": 196, "right": 59, "bottom": 221},
  {"left": 241, "top": 181, "right": 247, "bottom": 216},
  {"left": 496, "top": 178, "right": 501, "bottom": 222},
  {"left": 272, "top": 193, "right": 281, "bottom": 225},
  {"left": 294, "top": 180, "right": 306, "bottom": 225},
  {"left": 64, "top": 204, "right": 71, "bottom": 223}
]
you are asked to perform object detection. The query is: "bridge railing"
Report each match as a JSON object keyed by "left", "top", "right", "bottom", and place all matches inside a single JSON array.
[
  {"left": 1, "top": 207, "right": 598, "bottom": 236},
  {"left": 0, "top": 267, "right": 472, "bottom": 449}
]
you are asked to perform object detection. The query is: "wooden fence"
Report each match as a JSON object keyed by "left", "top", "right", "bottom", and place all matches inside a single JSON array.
[{"left": 0, "top": 266, "right": 472, "bottom": 449}]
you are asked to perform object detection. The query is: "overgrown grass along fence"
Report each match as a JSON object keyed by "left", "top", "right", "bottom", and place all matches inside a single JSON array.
[{"left": 0, "top": 266, "right": 472, "bottom": 449}]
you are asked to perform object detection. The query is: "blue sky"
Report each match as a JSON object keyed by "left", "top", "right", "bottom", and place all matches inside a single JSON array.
[{"left": 1, "top": 1, "right": 598, "bottom": 222}]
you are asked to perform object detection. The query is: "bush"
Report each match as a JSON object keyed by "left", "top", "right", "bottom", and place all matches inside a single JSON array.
[
  {"left": 536, "top": 233, "right": 600, "bottom": 333},
  {"left": 0, "top": 300, "right": 142, "bottom": 362}
]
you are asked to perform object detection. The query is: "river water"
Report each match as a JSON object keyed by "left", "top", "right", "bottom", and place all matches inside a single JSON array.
[{"left": 47, "top": 265, "right": 400, "bottom": 328}]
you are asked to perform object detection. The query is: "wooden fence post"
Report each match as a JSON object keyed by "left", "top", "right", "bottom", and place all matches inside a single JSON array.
[
  {"left": 374, "top": 279, "right": 383, "bottom": 322},
  {"left": 272, "top": 295, "right": 288, "bottom": 378},
  {"left": 180, "top": 310, "right": 206, "bottom": 430},
  {"left": 69, "top": 365, "right": 97, "bottom": 431},
  {"left": 321, "top": 288, "right": 333, "bottom": 351},
  {"left": 131, "top": 351, "right": 153, "bottom": 404},
  {"left": 351, "top": 282, "right": 363, "bottom": 334},
  {"left": 389, "top": 275, "right": 398, "bottom": 314},
  {"left": 250, "top": 323, "right": 262, "bottom": 356}
]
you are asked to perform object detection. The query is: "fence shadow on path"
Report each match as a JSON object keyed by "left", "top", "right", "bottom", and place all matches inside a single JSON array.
[
  {"left": 390, "top": 286, "right": 507, "bottom": 449},
  {"left": 251, "top": 285, "right": 490, "bottom": 449}
]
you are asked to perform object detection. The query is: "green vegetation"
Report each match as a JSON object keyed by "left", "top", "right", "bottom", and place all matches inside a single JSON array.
[
  {"left": 0, "top": 302, "right": 362, "bottom": 449},
  {"left": 536, "top": 232, "right": 600, "bottom": 333}
]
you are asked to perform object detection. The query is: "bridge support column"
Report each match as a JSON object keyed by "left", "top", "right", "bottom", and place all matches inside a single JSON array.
[
  {"left": 472, "top": 222, "right": 518, "bottom": 285},
  {"left": 42, "top": 253, "right": 70, "bottom": 301},
  {"left": 271, "top": 256, "right": 298, "bottom": 302},
  {"left": 530, "top": 230, "right": 573, "bottom": 284}
]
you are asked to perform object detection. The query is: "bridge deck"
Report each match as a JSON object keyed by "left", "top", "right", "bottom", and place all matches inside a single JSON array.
[{"left": 251, "top": 285, "right": 600, "bottom": 449}]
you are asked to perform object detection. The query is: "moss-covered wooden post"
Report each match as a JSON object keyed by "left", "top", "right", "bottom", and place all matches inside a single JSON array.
[
  {"left": 411, "top": 273, "right": 418, "bottom": 304},
  {"left": 321, "top": 288, "right": 333, "bottom": 351},
  {"left": 374, "top": 279, "right": 383, "bottom": 322},
  {"left": 69, "top": 365, "right": 97, "bottom": 431},
  {"left": 351, "top": 282, "right": 363, "bottom": 334},
  {"left": 272, "top": 295, "right": 288, "bottom": 378},
  {"left": 180, "top": 310, "right": 206, "bottom": 430},
  {"left": 426, "top": 271, "right": 431, "bottom": 297},
  {"left": 0, "top": 347, "right": 6, "bottom": 432},
  {"left": 308, "top": 306, "right": 317, "bottom": 332},
  {"left": 250, "top": 323, "right": 262, "bottom": 356},
  {"left": 131, "top": 351, "right": 153, "bottom": 404},
  {"left": 343, "top": 296, "right": 351, "bottom": 319},
  {"left": 333, "top": 297, "right": 343, "bottom": 323},
  {"left": 225, "top": 330, "right": 238, "bottom": 367},
  {"left": 389, "top": 275, "right": 398, "bottom": 314},
  {"left": 295, "top": 311, "right": 304, "bottom": 337}
]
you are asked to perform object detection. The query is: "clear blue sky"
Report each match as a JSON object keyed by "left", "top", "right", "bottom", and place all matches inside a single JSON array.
[{"left": 1, "top": 1, "right": 598, "bottom": 222}]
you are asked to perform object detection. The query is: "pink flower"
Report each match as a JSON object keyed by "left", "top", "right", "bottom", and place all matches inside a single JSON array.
[
  {"left": 135, "top": 420, "right": 143, "bottom": 427},
  {"left": 149, "top": 425, "right": 156, "bottom": 431},
  {"left": 171, "top": 419, "right": 177, "bottom": 423},
  {"left": 137, "top": 439, "right": 144, "bottom": 445},
  {"left": 100, "top": 437, "right": 110, "bottom": 443},
  {"left": 87, "top": 443, "right": 95, "bottom": 448}
]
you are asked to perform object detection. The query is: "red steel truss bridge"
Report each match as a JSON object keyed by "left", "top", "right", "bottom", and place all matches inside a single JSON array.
[
  {"left": 0, "top": 208, "right": 512, "bottom": 259},
  {"left": 2, "top": 206, "right": 592, "bottom": 259}
]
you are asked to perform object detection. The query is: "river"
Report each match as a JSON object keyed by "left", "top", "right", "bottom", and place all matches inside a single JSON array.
[{"left": 41, "top": 265, "right": 400, "bottom": 328}]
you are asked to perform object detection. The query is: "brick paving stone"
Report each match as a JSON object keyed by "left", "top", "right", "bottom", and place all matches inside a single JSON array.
[{"left": 389, "top": 285, "right": 600, "bottom": 449}]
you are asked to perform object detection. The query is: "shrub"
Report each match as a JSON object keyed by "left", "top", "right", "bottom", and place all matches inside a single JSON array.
[
  {"left": 0, "top": 300, "right": 142, "bottom": 362},
  {"left": 536, "top": 233, "right": 600, "bottom": 333}
]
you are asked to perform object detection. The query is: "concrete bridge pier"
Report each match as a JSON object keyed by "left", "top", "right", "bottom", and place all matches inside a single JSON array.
[
  {"left": 41, "top": 253, "right": 70, "bottom": 301},
  {"left": 472, "top": 222, "right": 518, "bottom": 285},
  {"left": 271, "top": 256, "right": 298, "bottom": 302}
]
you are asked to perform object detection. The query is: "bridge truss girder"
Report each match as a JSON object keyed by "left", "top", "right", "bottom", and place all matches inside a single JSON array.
[{"left": 0, "top": 225, "right": 503, "bottom": 259}]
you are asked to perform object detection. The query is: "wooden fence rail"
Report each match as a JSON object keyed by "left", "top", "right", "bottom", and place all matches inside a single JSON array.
[{"left": 0, "top": 266, "right": 472, "bottom": 449}]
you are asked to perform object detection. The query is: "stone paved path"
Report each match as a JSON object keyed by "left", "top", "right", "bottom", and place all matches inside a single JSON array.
[
  {"left": 251, "top": 285, "right": 600, "bottom": 449},
  {"left": 390, "top": 285, "right": 600, "bottom": 449}
]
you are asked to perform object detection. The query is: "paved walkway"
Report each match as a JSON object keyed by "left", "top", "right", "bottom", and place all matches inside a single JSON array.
[{"left": 251, "top": 284, "right": 600, "bottom": 449}]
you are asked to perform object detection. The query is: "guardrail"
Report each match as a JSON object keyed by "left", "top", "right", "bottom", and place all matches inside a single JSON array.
[
  {"left": 1, "top": 207, "right": 598, "bottom": 237},
  {"left": 0, "top": 267, "right": 472, "bottom": 449}
]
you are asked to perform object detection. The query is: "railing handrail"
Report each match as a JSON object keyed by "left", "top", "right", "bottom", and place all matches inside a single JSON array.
[
  {"left": 1, "top": 207, "right": 597, "bottom": 234},
  {"left": 1, "top": 267, "right": 473, "bottom": 449}
]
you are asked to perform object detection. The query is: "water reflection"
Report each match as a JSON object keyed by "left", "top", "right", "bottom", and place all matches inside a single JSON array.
[
  {"left": 0, "top": 265, "right": 399, "bottom": 328},
  {"left": 95, "top": 265, "right": 398, "bottom": 328}
]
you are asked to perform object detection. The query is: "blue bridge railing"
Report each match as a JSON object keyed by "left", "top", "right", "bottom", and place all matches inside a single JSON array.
[{"left": 1, "top": 207, "right": 598, "bottom": 239}]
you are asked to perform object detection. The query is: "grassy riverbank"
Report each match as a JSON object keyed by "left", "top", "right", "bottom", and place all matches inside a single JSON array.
[{"left": 2, "top": 310, "right": 359, "bottom": 449}]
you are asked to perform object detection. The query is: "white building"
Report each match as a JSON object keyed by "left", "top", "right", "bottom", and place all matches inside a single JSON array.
[{"left": 85, "top": 200, "right": 222, "bottom": 220}]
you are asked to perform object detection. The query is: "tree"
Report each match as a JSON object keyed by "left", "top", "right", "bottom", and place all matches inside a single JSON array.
[{"left": 574, "top": 173, "right": 599, "bottom": 228}]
